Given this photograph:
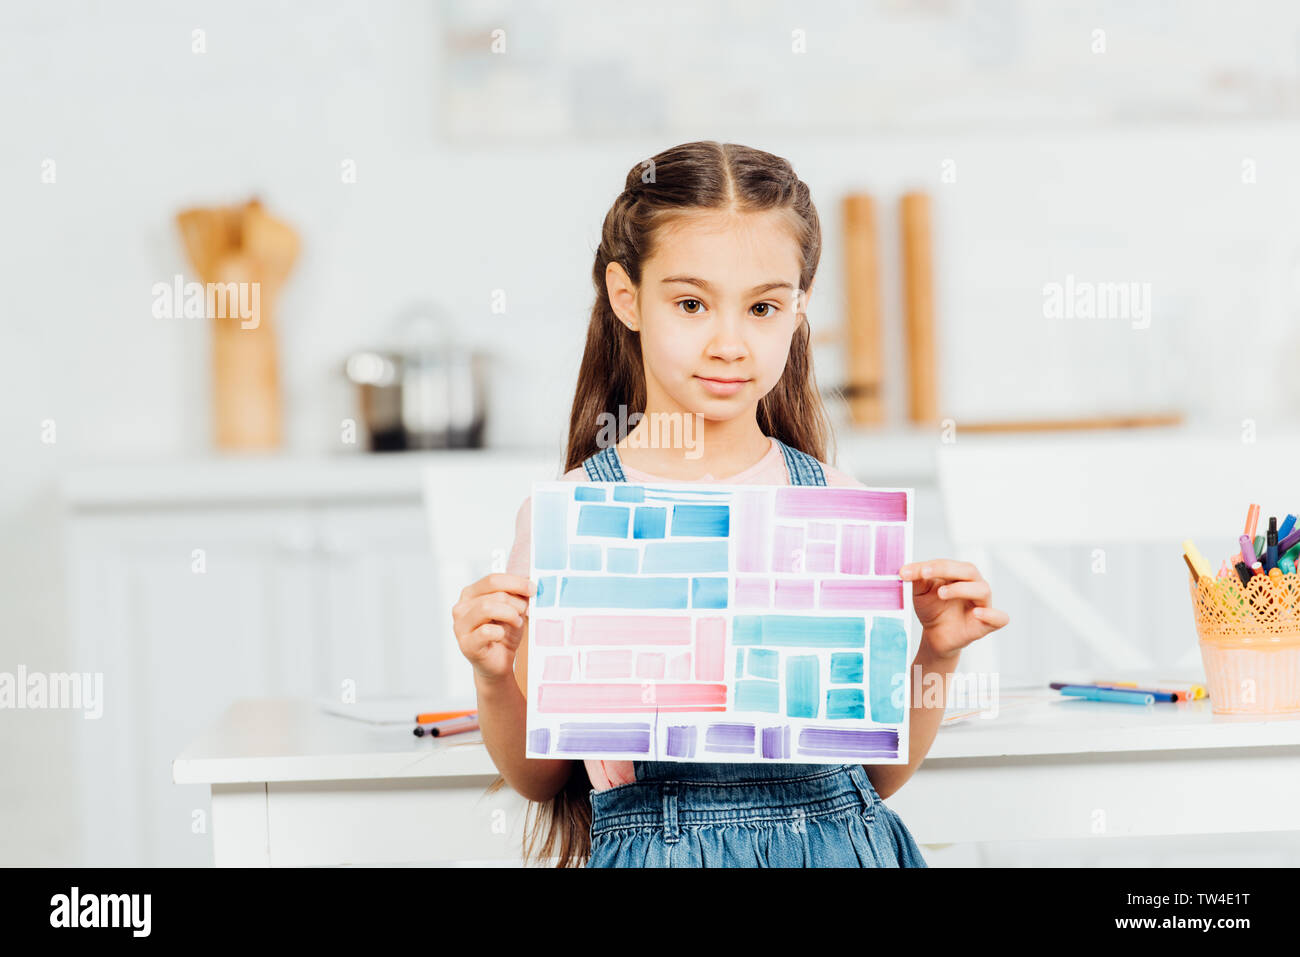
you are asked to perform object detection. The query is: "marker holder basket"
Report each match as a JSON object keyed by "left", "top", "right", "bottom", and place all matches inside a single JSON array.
[{"left": 1189, "top": 574, "right": 1300, "bottom": 714}]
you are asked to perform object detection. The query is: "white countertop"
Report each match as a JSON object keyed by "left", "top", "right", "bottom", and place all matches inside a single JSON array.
[{"left": 172, "top": 692, "right": 1300, "bottom": 786}]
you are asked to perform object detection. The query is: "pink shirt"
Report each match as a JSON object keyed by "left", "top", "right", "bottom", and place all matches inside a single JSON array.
[{"left": 504, "top": 435, "right": 866, "bottom": 791}]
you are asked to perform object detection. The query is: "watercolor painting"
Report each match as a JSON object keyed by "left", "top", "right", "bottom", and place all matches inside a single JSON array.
[{"left": 525, "top": 482, "right": 914, "bottom": 764}]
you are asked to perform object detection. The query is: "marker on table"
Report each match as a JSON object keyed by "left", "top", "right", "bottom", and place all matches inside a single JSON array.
[
  {"left": 1057, "top": 685, "right": 1155, "bottom": 705},
  {"left": 1050, "top": 681, "right": 1177, "bottom": 702}
]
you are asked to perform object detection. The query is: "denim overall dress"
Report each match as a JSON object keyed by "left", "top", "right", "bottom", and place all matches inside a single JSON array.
[{"left": 579, "top": 437, "right": 929, "bottom": 868}]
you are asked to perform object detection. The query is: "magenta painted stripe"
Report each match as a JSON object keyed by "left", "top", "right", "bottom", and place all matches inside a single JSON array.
[
  {"left": 534, "top": 619, "right": 564, "bottom": 646},
  {"left": 772, "top": 524, "right": 805, "bottom": 572},
  {"left": 774, "top": 578, "right": 815, "bottom": 609},
  {"left": 839, "top": 524, "right": 871, "bottom": 574},
  {"left": 584, "top": 649, "right": 635, "bottom": 678},
  {"left": 570, "top": 615, "right": 691, "bottom": 645},
  {"left": 776, "top": 487, "right": 907, "bottom": 522},
  {"left": 874, "top": 525, "right": 904, "bottom": 576},
  {"left": 542, "top": 655, "right": 573, "bottom": 680},
  {"left": 734, "top": 490, "right": 771, "bottom": 573},
  {"left": 734, "top": 577, "right": 771, "bottom": 609},
  {"left": 696, "top": 617, "right": 726, "bottom": 680},
  {"left": 806, "top": 541, "right": 835, "bottom": 573},
  {"left": 537, "top": 682, "right": 728, "bottom": 712},
  {"left": 819, "top": 579, "right": 904, "bottom": 610},
  {"left": 636, "top": 653, "right": 666, "bottom": 679},
  {"left": 808, "top": 521, "right": 837, "bottom": 540}
]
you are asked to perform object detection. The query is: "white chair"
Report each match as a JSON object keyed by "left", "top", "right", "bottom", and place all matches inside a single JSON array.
[
  {"left": 422, "top": 449, "right": 564, "bottom": 705},
  {"left": 934, "top": 429, "right": 1300, "bottom": 676}
]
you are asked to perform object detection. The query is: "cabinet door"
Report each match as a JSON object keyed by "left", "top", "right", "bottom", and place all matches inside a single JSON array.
[
  {"left": 69, "top": 507, "right": 315, "bottom": 867},
  {"left": 314, "top": 504, "right": 465, "bottom": 705}
]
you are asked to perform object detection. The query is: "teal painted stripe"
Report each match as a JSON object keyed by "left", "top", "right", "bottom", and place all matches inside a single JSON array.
[
  {"left": 830, "top": 652, "right": 864, "bottom": 683},
  {"left": 731, "top": 614, "right": 865, "bottom": 647},
  {"left": 606, "top": 547, "right": 638, "bottom": 573},
  {"left": 735, "top": 679, "right": 780, "bottom": 713},
  {"left": 747, "top": 648, "right": 779, "bottom": 679},
  {"left": 641, "top": 540, "right": 729, "bottom": 573},
  {"left": 670, "top": 504, "right": 729, "bottom": 536},
  {"left": 569, "top": 544, "right": 601, "bottom": 570},
  {"left": 691, "top": 577, "right": 728, "bottom": 608},
  {"left": 786, "top": 655, "right": 819, "bottom": 718},
  {"left": 827, "top": 688, "right": 866, "bottom": 719},
  {"left": 869, "top": 617, "right": 907, "bottom": 722}
]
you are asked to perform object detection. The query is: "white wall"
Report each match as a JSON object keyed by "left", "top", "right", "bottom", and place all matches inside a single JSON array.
[{"left": 5, "top": 0, "right": 1300, "bottom": 864}]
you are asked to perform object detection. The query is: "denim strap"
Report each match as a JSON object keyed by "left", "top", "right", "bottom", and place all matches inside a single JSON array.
[
  {"left": 581, "top": 444, "right": 627, "bottom": 482},
  {"left": 773, "top": 438, "right": 827, "bottom": 487}
]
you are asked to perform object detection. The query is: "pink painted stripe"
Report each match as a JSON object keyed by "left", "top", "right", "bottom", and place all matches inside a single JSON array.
[
  {"left": 839, "top": 524, "right": 871, "bottom": 575},
  {"left": 636, "top": 653, "right": 666, "bottom": 679},
  {"left": 570, "top": 615, "right": 692, "bottom": 645},
  {"left": 584, "top": 649, "right": 635, "bottom": 678},
  {"left": 806, "top": 541, "right": 835, "bottom": 573},
  {"left": 772, "top": 524, "right": 804, "bottom": 572},
  {"left": 542, "top": 655, "right": 573, "bottom": 680},
  {"left": 667, "top": 651, "right": 692, "bottom": 679},
  {"left": 534, "top": 619, "right": 564, "bottom": 646},
  {"left": 774, "top": 578, "right": 815, "bottom": 609},
  {"left": 819, "top": 579, "right": 904, "bottom": 610},
  {"left": 537, "top": 682, "right": 728, "bottom": 713},
  {"left": 696, "top": 617, "right": 726, "bottom": 680},
  {"left": 734, "top": 577, "right": 770, "bottom": 609},
  {"left": 734, "top": 490, "right": 771, "bottom": 573},
  {"left": 776, "top": 487, "right": 907, "bottom": 522},
  {"left": 874, "top": 525, "right": 905, "bottom": 576}
]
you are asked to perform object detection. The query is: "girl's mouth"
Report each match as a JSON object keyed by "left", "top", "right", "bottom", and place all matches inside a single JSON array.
[{"left": 695, "top": 375, "right": 749, "bottom": 397}]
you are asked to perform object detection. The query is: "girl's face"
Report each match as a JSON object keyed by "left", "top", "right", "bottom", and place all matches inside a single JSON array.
[{"left": 607, "top": 208, "right": 811, "bottom": 421}]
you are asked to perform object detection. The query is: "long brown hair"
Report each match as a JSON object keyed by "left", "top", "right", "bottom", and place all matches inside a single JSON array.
[{"left": 487, "top": 140, "right": 835, "bottom": 867}]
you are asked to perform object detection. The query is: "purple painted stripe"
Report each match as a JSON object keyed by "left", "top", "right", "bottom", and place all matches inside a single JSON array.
[
  {"left": 666, "top": 724, "right": 698, "bottom": 757},
  {"left": 734, "top": 490, "right": 771, "bottom": 573},
  {"left": 555, "top": 723, "right": 652, "bottom": 753},
  {"left": 705, "top": 722, "right": 756, "bottom": 753},
  {"left": 761, "top": 724, "right": 791, "bottom": 759},
  {"left": 528, "top": 728, "right": 551, "bottom": 754},
  {"left": 797, "top": 726, "right": 899, "bottom": 757},
  {"left": 776, "top": 487, "right": 907, "bottom": 522}
]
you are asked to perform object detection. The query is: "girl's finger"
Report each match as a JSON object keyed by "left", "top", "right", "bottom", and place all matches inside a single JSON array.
[
  {"left": 477, "top": 597, "right": 526, "bottom": 627},
  {"left": 935, "top": 580, "right": 992, "bottom": 605},
  {"left": 901, "top": 559, "right": 982, "bottom": 583},
  {"left": 971, "top": 606, "right": 1010, "bottom": 628}
]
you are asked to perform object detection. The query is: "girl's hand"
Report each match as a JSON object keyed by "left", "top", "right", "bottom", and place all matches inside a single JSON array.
[
  {"left": 452, "top": 573, "right": 534, "bottom": 682},
  {"left": 898, "top": 559, "right": 1009, "bottom": 660}
]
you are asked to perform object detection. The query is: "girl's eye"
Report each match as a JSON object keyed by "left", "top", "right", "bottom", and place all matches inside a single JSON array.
[
  {"left": 677, "top": 298, "right": 704, "bottom": 315},
  {"left": 751, "top": 302, "right": 779, "bottom": 318}
]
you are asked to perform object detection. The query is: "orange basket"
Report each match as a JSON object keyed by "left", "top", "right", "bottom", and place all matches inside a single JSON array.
[{"left": 1188, "top": 574, "right": 1300, "bottom": 714}]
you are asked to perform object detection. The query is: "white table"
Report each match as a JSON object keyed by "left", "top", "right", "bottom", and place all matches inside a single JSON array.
[{"left": 176, "top": 694, "right": 1300, "bottom": 866}]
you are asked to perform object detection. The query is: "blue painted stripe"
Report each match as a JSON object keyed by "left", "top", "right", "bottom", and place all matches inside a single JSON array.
[
  {"left": 690, "top": 577, "right": 728, "bottom": 608},
  {"left": 576, "top": 504, "right": 630, "bottom": 537},
  {"left": 569, "top": 544, "right": 601, "bottom": 570},
  {"left": 574, "top": 487, "right": 606, "bottom": 501},
  {"left": 612, "top": 486, "right": 645, "bottom": 502},
  {"left": 671, "top": 504, "right": 730, "bottom": 537},
  {"left": 606, "top": 547, "right": 638, "bottom": 573},
  {"left": 632, "top": 507, "right": 667, "bottom": 539},
  {"left": 557, "top": 575, "right": 688, "bottom": 608},
  {"left": 641, "top": 540, "right": 729, "bottom": 573},
  {"left": 534, "top": 491, "right": 569, "bottom": 569},
  {"left": 731, "top": 615, "right": 865, "bottom": 647},
  {"left": 535, "top": 576, "right": 556, "bottom": 607}
]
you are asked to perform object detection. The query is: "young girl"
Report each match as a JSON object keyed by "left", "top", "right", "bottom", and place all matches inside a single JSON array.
[{"left": 453, "top": 140, "right": 1009, "bottom": 867}]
